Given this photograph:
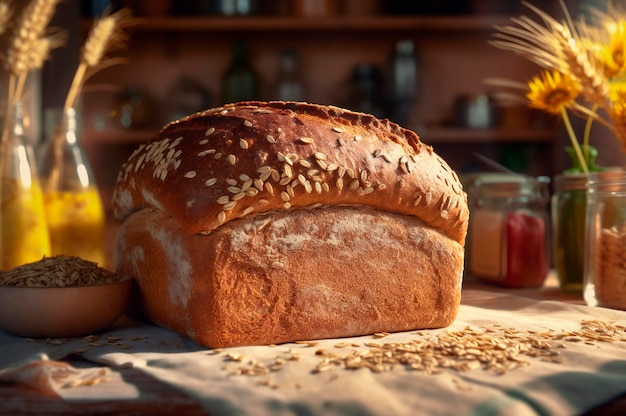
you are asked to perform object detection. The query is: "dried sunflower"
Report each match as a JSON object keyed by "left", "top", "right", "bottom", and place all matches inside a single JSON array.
[
  {"left": 527, "top": 69, "right": 581, "bottom": 114},
  {"left": 527, "top": 69, "right": 590, "bottom": 172}
]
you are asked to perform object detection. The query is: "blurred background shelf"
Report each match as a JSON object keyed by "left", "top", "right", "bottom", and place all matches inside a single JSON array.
[
  {"left": 86, "top": 128, "right": 155, "bottom": 145},
  {"left": 422, "top": 127, "right": 558, "bottom": 144},
  {"left": 119, "top": 14, "right": 517, "bottom": 33}
]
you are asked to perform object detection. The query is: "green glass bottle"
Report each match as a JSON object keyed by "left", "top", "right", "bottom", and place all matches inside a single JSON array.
[
  {"left": 220, "top": 40, "right": 259, "bottom": 104},
  {"left": 552, "top": 173, "right": 587, "bottom": 293}
]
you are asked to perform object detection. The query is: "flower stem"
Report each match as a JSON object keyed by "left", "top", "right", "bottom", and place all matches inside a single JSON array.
[
  {"left": 582, "top": 104, "right": 598, "bottom": 165},
  {"left": 572, "top": 102, "right": 614, "bottom": 132},
  {"left": 561, "top": 107, "right": 588, "bottom": 173}
]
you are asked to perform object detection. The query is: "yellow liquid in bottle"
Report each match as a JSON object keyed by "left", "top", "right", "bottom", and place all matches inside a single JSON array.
[
  {"left": 44, "top": 187, "right": 106, "bottom": 266},
  {"left": 1, "top": 178, "right": 51, "bottom": 269}
]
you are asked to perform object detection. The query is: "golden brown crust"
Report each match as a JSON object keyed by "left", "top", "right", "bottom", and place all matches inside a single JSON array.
[
  {"left": 116, "top": 206, "right": 464, "bottom": 348},
  {"left": 112, "top": 102, "right": 469, "bottom": 244}
]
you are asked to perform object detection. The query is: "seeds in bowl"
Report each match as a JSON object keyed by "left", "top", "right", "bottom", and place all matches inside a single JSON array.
[{"left": 0, "top": 255, "right": 127, "bottom": 288}]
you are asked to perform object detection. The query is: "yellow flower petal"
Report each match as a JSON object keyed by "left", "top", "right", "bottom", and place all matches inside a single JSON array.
[{"left": 526, "top": 70, "right": 581, "bottom": 114}]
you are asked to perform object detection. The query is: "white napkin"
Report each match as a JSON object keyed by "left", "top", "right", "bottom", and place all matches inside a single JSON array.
[
  {"left": 1, "top": 288, "right": 626, "bottom": 415},
  {"left": 0, "top": 353, "right": 111, "bottom": 396}
]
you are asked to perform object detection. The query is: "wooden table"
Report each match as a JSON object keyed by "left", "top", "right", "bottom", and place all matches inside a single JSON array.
[{"left": 2, "top": 275, "right": 626, "bottom": 415}]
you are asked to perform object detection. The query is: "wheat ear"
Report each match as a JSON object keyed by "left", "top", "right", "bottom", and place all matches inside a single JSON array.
[
  {"left": 46, "top": 8, "right": 131, "bottom": 191},
  {"left": 1, "top": 0, "right": 62, "bottom": 147},
  {"left": 492, "top": 1, "right": 611, "bottom": 109},
  {"left": 548, "top": 4, "right": 611, "bottom": 108},
  {"left": 64, "top": 8, "right": 132, "bottom": 110},
  {"left": 4, "top": 0, "right": 61, "bottom": 97},
  {"left": 0, "top": 1, "right": 11, "bottom": 35}
]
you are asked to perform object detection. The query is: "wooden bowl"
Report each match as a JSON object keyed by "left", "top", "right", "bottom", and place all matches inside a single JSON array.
[{"left": 0, "top": 279, "right": 131, "bottom": 338}]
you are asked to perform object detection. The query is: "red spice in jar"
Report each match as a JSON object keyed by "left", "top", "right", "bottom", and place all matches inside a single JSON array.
[{"left": 503, "top": 211, "right": 548, "bottom": 288}]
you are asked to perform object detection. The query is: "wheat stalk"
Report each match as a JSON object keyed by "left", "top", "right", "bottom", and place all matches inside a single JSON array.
[
  {"left": 63, "top": 8, "right": 132, "bottom": 111},
  {"left": 4, "top": 0, "right": 62, "bottom": 100},
  {"left": 614, "top": 120, "right": 626, "bottom": 154},
  {"left": 489, "top": 0, "right": 626, "bottom": 168},
  {"left": 609, "top": 91, "right": 626, "bottom": 153},
  {"left": 0, "top": 1, "right": 11, "bottom": 35},
  {"left": 491, "top": 2, "right": 611, "bottom": 109},
  {"left": 1, "top": 0, "right": 62, "bottom": 149},
  {"left": 489, "top": 0, "right": 622, "bottom": 154},
  {"left": 549, "top": 6, "right": 611, "bottom": 107},
  {"left": 45, "top": 8, "right": 132, "bottom": 192}
]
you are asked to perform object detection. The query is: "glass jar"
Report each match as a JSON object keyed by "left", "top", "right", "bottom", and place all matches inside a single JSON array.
[
  {"left": 552, "top": 173, "right": 587, "bottom": 293},
  {"left": 38, "top": 107, "right": 106, "bottom": 266},
  {"left": 0, "top": 102, "right": 51, "bottom": 269},
  {"left": 467, "top": 174, "right": 551, "bottom": 288},
  {"left": 583, "top": 170, "right": 626, "bottom": 310}
]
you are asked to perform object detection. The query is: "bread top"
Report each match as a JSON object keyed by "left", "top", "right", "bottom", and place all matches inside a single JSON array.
[{"left": 112, "top": 101, "right": 469, "bottom": 244}]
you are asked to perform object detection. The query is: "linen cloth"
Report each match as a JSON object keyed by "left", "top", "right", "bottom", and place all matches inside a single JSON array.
[{"left": 1, "top": 287, "right": 626, "bottom": 415}]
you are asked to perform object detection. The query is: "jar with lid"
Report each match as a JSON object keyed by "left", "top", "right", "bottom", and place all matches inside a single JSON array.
[
  {"left": 583, "top": 170, "right": 626, "bottom": 310},
  {"left": 552, "top": 173, "right": 587, "bottom": 293},
  {"left": 466, "top": 174, "right": 550, "bottom": 288}
]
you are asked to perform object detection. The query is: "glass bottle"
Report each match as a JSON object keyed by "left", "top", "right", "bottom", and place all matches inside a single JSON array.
[
  {"left": 386, "top": 39, "right": 418, "bottom": 126},
  {"left": 0, "top": 102, "right": 51, "bottom": 269},
  {"left": 466, "top": 174, "right": 551, "bottom": 288},
  {"left": 348, "top": 64, "right": 384, "bottom": 118},
  {"left": 220, "top": 40, "right": 259, "bottom": 104},
  {"left": 38, "top": 107, "right": 106, "bottom": 266},
  {"left": 583, "top": 170, "right": 626, "bottom": 310},
  {"left": 275, "top": 49, "right": 304, "bottom": 102},
  {"left": 552, "top": 173, "right": 587, "bottom": 294}
]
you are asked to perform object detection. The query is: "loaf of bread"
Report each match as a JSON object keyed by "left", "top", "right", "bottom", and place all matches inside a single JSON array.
[{"left": 113, "top": 101, "right": 469, "bottom": 348}]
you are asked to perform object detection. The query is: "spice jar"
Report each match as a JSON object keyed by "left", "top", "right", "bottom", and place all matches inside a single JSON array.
[
  {"left": 467, "top": 174, "right": 550, "bottom": 288},
  {"left": 552, "top": 173, "right": 587, "bottom": 293},
  {"left": 583, "top": 170, "right": 626, "bottom": 310}
]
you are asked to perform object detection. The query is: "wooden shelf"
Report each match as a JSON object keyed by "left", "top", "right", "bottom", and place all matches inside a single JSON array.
[{"left": 120, "top": 14, "right": 515, "bottom": 33}]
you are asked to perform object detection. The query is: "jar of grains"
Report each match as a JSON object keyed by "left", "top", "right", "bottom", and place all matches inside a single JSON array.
[
  {"left": 466, "top": 174, "right": 551, "bottom": 288},
  {"left": 583, "top": 170, "right": 626, "bottom": 310}
]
